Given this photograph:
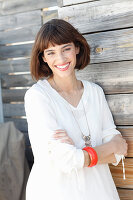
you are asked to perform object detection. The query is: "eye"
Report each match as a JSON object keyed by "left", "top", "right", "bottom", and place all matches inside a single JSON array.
[
  {"left": 47, "top": 52, "right": 55, "bottom": 55},
  {"left": 64, "top": 48, "right": 71, "bottom": 51}
]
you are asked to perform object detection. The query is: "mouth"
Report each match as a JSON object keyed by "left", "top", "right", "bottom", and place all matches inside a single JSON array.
[{"left": 55, "top": 62, "right": 70, "bottom": 71}]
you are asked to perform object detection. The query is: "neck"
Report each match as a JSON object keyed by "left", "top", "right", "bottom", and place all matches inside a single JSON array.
[{"left": 51, "top": 75, "right": 79, "bottom": 93}]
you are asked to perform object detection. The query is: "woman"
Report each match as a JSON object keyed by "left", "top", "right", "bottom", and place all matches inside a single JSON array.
[{"left": 25, "top": 19, "right": 128, "bottom": 200}]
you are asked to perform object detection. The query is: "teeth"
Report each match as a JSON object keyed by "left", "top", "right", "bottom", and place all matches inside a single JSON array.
[{"left": 56, "top": 63, "right": 69, "bottom": 69}]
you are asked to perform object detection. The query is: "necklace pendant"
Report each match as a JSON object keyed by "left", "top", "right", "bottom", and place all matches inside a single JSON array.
[{"left": 82, "top": 135, "right": 91, "bottom": 147}]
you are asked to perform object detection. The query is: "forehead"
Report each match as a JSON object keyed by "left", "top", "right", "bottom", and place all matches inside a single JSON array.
[{"left": 45, "top": 42, "right": 74, "bottom": 50}]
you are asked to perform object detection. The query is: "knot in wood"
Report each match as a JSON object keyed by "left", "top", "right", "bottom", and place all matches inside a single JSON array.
[{"left": 95, "top": 47, "right": 103, "bottom": 54}]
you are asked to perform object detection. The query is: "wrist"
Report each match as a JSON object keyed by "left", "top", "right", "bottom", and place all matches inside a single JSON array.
[
  {"left": 110, "top": 140, "right": 116, "bottom": 154},
  {"left": 83, "top": 150, "right": 90, "bottom": 167}
]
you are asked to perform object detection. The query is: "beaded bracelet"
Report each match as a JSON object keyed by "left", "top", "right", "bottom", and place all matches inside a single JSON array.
[{"left": 82, "top": 146, "right": 98, "bottom": 167}]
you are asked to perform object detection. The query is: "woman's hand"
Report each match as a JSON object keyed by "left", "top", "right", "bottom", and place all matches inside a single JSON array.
[
  {"left": 53, "top": 129, "right": 74, "bottom": 145},
  {"left": 111, "top": 134, "right": 128, "bottom": 156}
]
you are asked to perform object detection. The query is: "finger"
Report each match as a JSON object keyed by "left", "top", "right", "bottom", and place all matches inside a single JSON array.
[
  {"left": 53, "top": 133, "right": 66, "bottom": 138},
  {"left": 55, "top": 129, "right": 66, "bottom": 133}
]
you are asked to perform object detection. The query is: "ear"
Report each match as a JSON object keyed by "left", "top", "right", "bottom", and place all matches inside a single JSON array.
[
  {"left": 42, "top": 56, "right": 47, "bottom": 63},
  {"left": 75, "top": 46, "right": 80, "bottom": 55}
]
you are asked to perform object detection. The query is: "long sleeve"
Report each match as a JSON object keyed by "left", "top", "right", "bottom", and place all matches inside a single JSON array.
[
  {"left": 24, "top": 87, "right": 84, "bottom": 174},
  {"left": 99, "top": 86, "right": 123, "bottom": 166}
]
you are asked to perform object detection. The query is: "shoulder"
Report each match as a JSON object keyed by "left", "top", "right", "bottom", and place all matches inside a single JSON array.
[
  {"left": 24, "top": 80, "right": 50, "bottom": 103},
  {"left": 83, "top": 79, "right": 104, "bottom": 94}
]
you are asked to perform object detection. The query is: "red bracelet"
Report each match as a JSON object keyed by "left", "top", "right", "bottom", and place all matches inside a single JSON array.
[{"left": 82, "top": 146, "right": 98, "bottom": 167}]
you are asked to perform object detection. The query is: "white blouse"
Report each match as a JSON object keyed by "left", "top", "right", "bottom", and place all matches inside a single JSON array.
[{"left": 25, "top": 79, "right": 122, "bottom": 200}]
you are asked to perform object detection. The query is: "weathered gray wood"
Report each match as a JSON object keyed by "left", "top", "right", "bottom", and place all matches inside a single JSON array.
[
  {"left": 3, "top": 103, "right": 25, "bottom": 117},
  {"left": 84, "top": 28, "right": 133, "bottom": 63},
  {"left": 43, "top": 9, "right": 58, "bottom": 24},
  {"left": 107, "top": 94, "right": 133, "bottom": 125},
  {"left": 118, "top": 188, "right": 133, "bottom": 200},
  {"left": 2, "top": 89, "right": 27, "bottom": 103},
  {"left": 0, "top": 0, "right": 57, "bottom": 15},
  {"left": 0, "top": 43, "right": 33, "bottom": 60},
  {"left": 1, "top": 59, "right": 133, "bottom": 94},
  {"left": 58, "top": 0, "right": 133, "bottom": 33},
  {"left": 0, "top": 10, "right": 41, "bottom": 31},
  {"left": 2, "top": 93, "right": 133, "bottom": 125},
  {"left": 0, "top": 59, "right": 30, "bottom": 74},
  {"left": 0, "top": 25, "right": 40, "bottom": 45},
  {"left": 1, "top": 74, "right": 35, "bottom": 88},
  {"left": 76, "top": 60, "right": 133, "bottom": 94},
  {"left": 0, "top": 75, "right": 4, "bottom": 123},
  {"left": 1, "top": 27, "right": 133, "bottom": 62},
  {"left": 4, "top": 117, "right": 28, "bottom": 132},
  {"left": 62, "top": 0, "right": 97, "bottom": 6}
]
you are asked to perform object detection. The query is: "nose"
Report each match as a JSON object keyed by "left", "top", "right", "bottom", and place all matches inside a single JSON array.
[{"left": 56, "top": 52, "right": 66, "bottom": 64}]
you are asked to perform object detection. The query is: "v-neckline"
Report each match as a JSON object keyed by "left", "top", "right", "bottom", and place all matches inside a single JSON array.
[{"left": 44, "top": 79, "right": 86, "bottom": 109}]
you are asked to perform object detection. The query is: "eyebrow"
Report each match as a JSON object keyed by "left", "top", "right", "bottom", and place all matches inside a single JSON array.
[{"left": 45, "top": 44, "right": 72, "bottom": 53}]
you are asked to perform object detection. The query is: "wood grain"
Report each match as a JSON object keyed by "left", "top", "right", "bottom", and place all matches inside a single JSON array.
[
  {"left": 2, "top": 88, "right": 27, "bottom": 103},
  {"left": 110, "top": 158, "right": 133, "bottom": 189},
  {"left": 84, "top": 28, "right": 133, "bottom": 63},
  {"left": 0, "top": 59, "right": 30, "bottom": 74},
  {"left": 106, "top": 94, "right": 133, "bottom": 125},
  {"left": 76, "top": 60, "right": 133, "bottom": 94},
  {"left": 0, "top": 25, "right": 40, "bottom": 45},
  {"left": 43, "top": 9, "right": 58, "bottom": 24},
  {"left": 62, "top": 0, "right": 96, "bottom": 6},
  {"left": 1, "top": 74, "right": 35, "bottom": 88},
  {"left": 1, "top": 27, "right": 133, "bottom": 63},
  {"left": 0, "top": 10, "right": 41, "bottom": 31},
  {"left": 0, "top": 0, "right": 57, "bottom": 15},
  {"left": 58, "top": 0, "right": 133, "bottom": 33},
  {"left": 2, "top": 59, "right": 133, "bottom": 92},
  {"left": 0, "top": 43, "right": 32, "bottom": 60},
  {"left": 117, "top": 188, "right": 133, "bottom": 200}
]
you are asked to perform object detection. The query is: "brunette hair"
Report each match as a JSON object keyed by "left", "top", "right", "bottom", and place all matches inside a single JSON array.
[{"left": 30, "top": 19, "right": 90, "bottom": 80}]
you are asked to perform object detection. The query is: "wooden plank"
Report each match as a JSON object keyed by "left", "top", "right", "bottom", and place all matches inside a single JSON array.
[
  {"left": 76, "top": 60, "right": 133, "bottom": 94},
  {"left": 84, "top": 28, "right": 133, "bottom": 63},
  {"left": 1, "top": 74, "right": 35, "bottom": 88},
  {"left": 2, "top": 88, "right": 133, "bottom": 125},
  {"left": 0, "top": 43, "right": 32, "bottom": 60},
  {"left": 110, "top": 158, "right": 133, "bottom": 189},
  {"left": 107, "top": 94, "right": 133, "bottom": 125},
  {"left": 0, "top": 75, "right": 4, "bottom": 123},
  {"left": 0, "top": 0, "right": 57, "bottom": 15},
  {"left": 2, "top": 59, "right": 133, "bottom": 93},
  {"left": 1, "top": 28, "right": 133, "bottom": 63},
  {"left": 117, "top": 188, "right": 133, "bottom": 200},
  {"left": 58, "top": 0, "right": 133, "bottom": 33},
  {"left": 118, "top": 127, "right": 133, "bottom": 157},
  {"left": 2, "top": 89, "right": 27, "bottom": 103},
  {"left": 4, "top": 117, "right": 28, "bottom": 132},
  {"left": 0, "top": 10, "right": 41, "bottom": 31},
  {"left": 0, "top": 59, "right": 30, "bottom": 74},
  {"left": 62, "top": 0, "right": 97, "bottom": 6},
  {"left": 43, "top": 9, "right": 58, "bottom": 24},
  {"left": 3, "top": 103, "right": 25, "bottom": 117},
  {"left": 0, "top": 25, "right": 40, "bottom": 45}
]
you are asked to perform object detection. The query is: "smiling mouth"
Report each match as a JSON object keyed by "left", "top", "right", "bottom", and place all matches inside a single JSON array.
[{"left": 55, "top": 62, "right": 70, "bottom": 71}]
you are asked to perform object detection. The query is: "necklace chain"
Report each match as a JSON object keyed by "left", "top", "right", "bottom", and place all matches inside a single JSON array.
[{"left": 52, "top": 77, "right": 91, "bottom": 147}]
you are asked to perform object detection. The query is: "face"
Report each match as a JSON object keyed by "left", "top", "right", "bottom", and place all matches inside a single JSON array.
[{"left": 43, "top": 42, "right": 79, "bottom": 78}]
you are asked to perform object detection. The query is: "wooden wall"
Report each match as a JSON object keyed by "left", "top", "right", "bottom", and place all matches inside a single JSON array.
[
  {"left": 58, "top": 0, "right": 133, "bottom": 199},
  {"left": 0, "top": 0, "right": 58, "bottom": 169}
]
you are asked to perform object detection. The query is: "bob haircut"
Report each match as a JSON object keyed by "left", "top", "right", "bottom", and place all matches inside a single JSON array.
[{"left": 30, "top": 19, "right": 90, "bottom": 80}]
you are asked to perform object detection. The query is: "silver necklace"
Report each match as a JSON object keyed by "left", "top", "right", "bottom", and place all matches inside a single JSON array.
[{"left": 52, "top": 78, "right": 91, "bottom": 147}]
